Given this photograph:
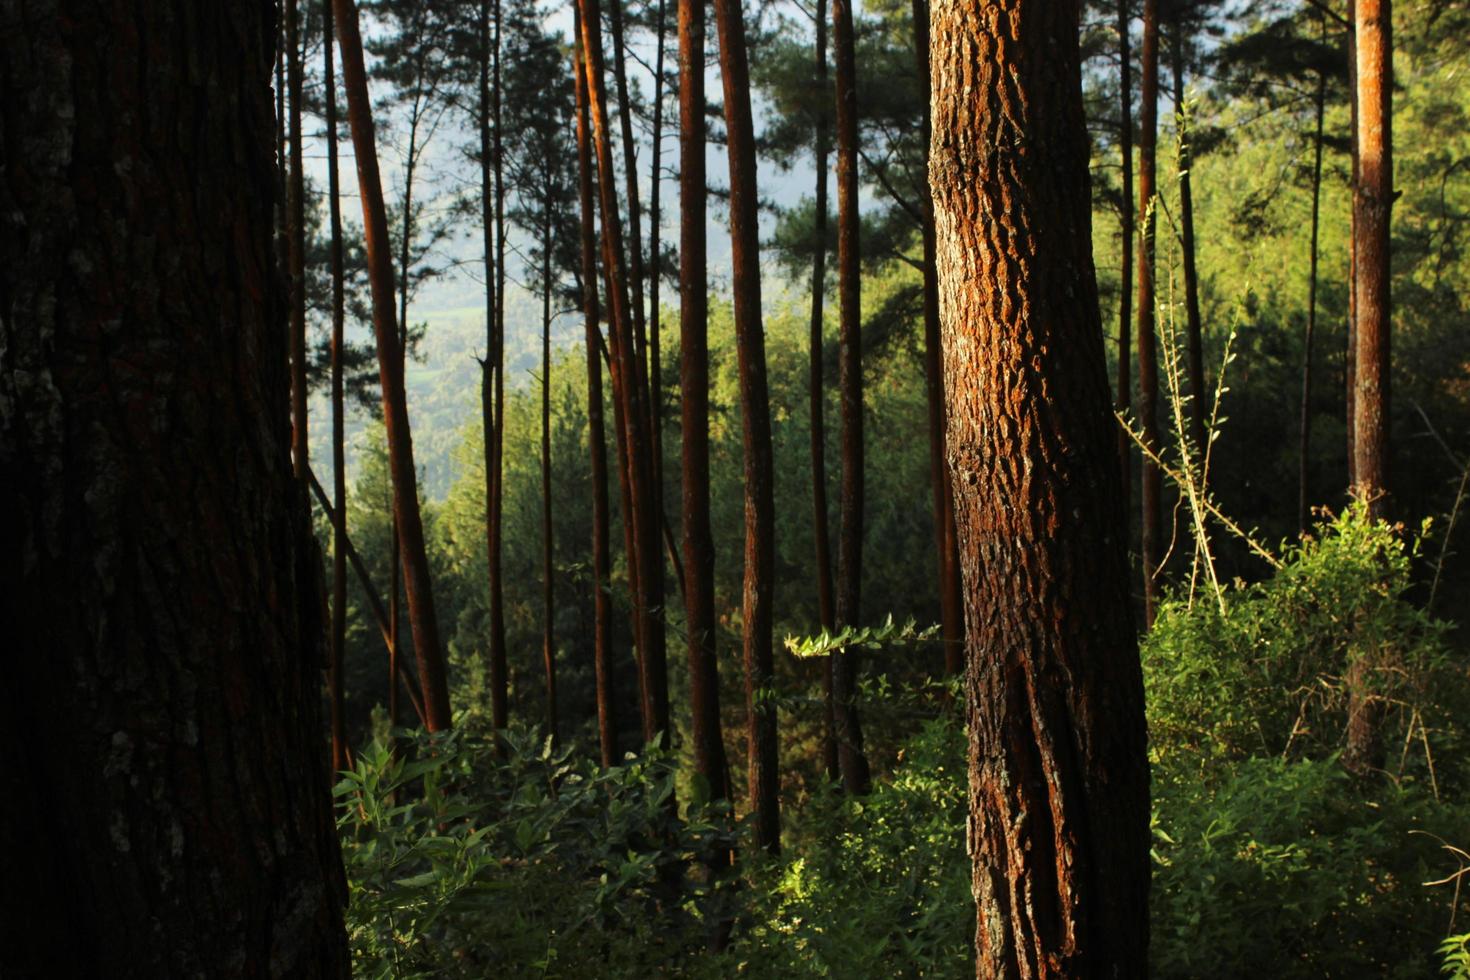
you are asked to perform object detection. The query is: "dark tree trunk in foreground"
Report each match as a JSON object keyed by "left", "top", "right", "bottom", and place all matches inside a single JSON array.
[
  {"left": 680, "top": 0, "right": 732, "bottom": 804},
  {"left": 912, "top": 0, "right": 965, "bottom": 676},
  {"left": 334, "top": 0, "right": 452, "bottom": 730},
  {"left": 0, "top": 2, "right": 349, "bottom": 971},
  {"left": 930, "top": 1, "right": 1152, "bottom": 975},
  {"left": 1345, "top": 0, "right": 1393, "bottom": 776},
  {"left": 288, "top": 0, "right": 309, "bottom": 478},
  {"left": 1300, "top": 21, "right": 1328, "bottom": 533},
  {"left": 831, "top": 0, "right": 872, "bottom": 796},
  {"left": 808, "top": 1, "right": 841, "bottom": 783},
  {"left": 1136, "top": 0, "right": 1162, "bottom": 627},
  {"left": 713, "top": 0, "right": 781, "bottom": 854},
  {"left": 1116, "top": 0, "right": 1134, "bottom": 520},
  {"left": 1172, "top": 37, "right": 1207, "bottom": 459},
  {"left": 580, "top": 0, "right": 669, "bottom": 748},
  {"left": 325, "top": 0, "right": 352, "bottom": 773},
  {"left": 574, "top": 14, "right": 618, "bottom": 766}
]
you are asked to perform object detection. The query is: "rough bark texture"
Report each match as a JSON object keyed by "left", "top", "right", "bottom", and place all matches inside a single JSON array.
[
  {"left": 713, "top": 0, "right": 781, "bottom": 854},
  {"left": 333, "top": 0, "right": 452, "bottom": 729},
  {"left": 0, "top": 1, "right": 350, "bottom": 972},
  {"left": 808, "top": 0, "right": 841, "bottom": 783},
  {"left": 680, "top": 0, "right": 732, "bottom": 803},
  {"left": 831, "top": 0, "right": 872, "bottom": 795},
  {"left": 913, "top": 0, "right": 966, "bottom": 676},
  {"left": 1351, "top": 0, "right": 1391, "bottom": 517},
  {"left": 929, "top": 1, "right": 1152, "bottom": 975},
  {"left": 1116, "top": 0, "right": 1134, "bottom": 524},
  {"left": 1136, "top": 0, "right": 1162, "bottom": 627},
  {"left": 325, "top": 0, "right": 352, "bottom": 773},
  {"left": 574, "top": 13, "right": 618, "bottom": 767}
]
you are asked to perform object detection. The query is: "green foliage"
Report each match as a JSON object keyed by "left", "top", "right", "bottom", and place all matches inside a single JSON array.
[{"left": 1444, "top": 931, "right": 1470, "bottom": 979}]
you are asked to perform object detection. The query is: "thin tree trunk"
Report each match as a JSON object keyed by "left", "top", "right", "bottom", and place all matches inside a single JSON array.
[
  {"left": 1172, "top": 38, "right": 1207, "bottom": 459},
  {"left": 608, "top": 0, "right": 652, "bottom": 399},
  {"left": 679, "top": 0, "right": 732, "bottom": 806},
  {"left": 713, "top": 0, "right": 781, "bottom": 854},
  {"left": 489, "top": 0, "right": 510, "bottom": 735},
  {"left": 576, "top": 12, "right": 618, "bottom": 766},
  {"left": 324, "top": 0, "right": 352, "bottom": 773},
  {"left": 332, "top": 0, "right": 452, "bottom": 730},
  {"left": 288, "top": 0, "right": 309, "bottom": 479},
  {"left": 912, "top": 0, "right": 964, "bottom": 676},
  {"left": 541, "top": 205, "right": 559, "bottom": 743},
  {"left": 650, "top": 0, "right": 669, "bottom": 576},
  {"left": 930, "top": 3, "right": 1151, "bottom": 973},
  {"left": 1300, "top": 30, "right": 1328, "bottom": 533},
  {"left": 1346, "top": 0, "right": 1358, "bottom": 489},
  {"left": 1117, "top": 0, "right": 1134, "bottom": 523},
  {"left": 579, "top": 0, "right": 669, "bottom": 749},
  {"left": 478, "top": 0, "right": 508, "bottom": 733},
  {"left": 831, "top": 0, "right": 871, "bottom": 794},
  {"left": 808, "top": 1, "right": 840, "bottom": 783},
  {"left": 1345, "top": 0, "right": 1393, "bottom": 776},
  {"left": 1, "top": 2, "right": 350, "bottom": 968},
  {"left": 1352, "top": 0, "right": 1391, "bottom": 514},
  {"left": 1137, "top": 0, "right": 1162, "bottom": 628}
]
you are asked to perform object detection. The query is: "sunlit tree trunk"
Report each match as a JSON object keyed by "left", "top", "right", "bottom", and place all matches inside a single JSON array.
[
  {"left": 713, "top": 0, "right": 781, "bottom": 853},
  {"left": 930, "top": 2, "right": 1152, "bottom": 973},
  {"left": 831, "top": 0, "right": 871, "bottom": 795},
  {"left": 333, "top": 0, "right": 452, "bottom": 729},
  {"left": 1, "top": 1, "right": 349, "bottom": 968}
]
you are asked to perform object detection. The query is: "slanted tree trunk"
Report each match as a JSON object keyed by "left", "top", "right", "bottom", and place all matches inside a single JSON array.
[
  {"left": 1, "top": 2, "right": 350, "bottom": 969},
  {"left": 929, "top": 2, "right": 1152, "bottom": 973},
  {"left": 912, "top": 0, "right": 965, "bottom": 676},
  {"left": 1136, "top": 0, "right": 1162, "bottom": 627},
  {"left": 679, "top": 0, "right": 732, "bottom": 805},
  {"left": 324, "top": 0, "right": 352, "bottom": 773},
  {"left": 830, "top": 0, "right": 872, "bottom": 796},
  {"left": 288, "top": 0, "right": 309, "bottom": 478},
  {"left": 333, "top": 0, "right": 452, "bottom": 730},
  {"left": 1300, "top": 19, "right": 1329, "bottom": 533},
  {"left": 1116, "top": 0, "right": 1135, "bottom": 519},
  {"left": 1172, "top": 35, "right": 1207, "bottom": 459},
  {"left": 579, "top": 0, "right": 669, "bottom": 748},
  {"left": 574, "top": 14, "right": 618, "bottom": 766},
  {"left": 807, "top": 0, "right": 841, "bottom": 783},
  {"left": 713, "top": 0, "right": 781, "bottom": 854}
]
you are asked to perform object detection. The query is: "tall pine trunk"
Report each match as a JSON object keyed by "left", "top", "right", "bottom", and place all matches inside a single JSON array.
[
  {"left": 808, "top": 3, "right": 841, "bottom": 783},
  {"left": 930, "top": 2, "right": 1151, "bottom": 972},
  {"left": 1116, "top": 0, "right": 1134, "bottom": 518},
  {"left": 679, "top": 0, "right": 732, "bottom": 804},
  {"left": 333, "top": 0, "right": 452, "bottom": 730},
  {"left": 324, "top": 0, "right": 352, "bottom": 773},
  {"left": 831, "top": 0, "right": 872, "bottom": 795},
  {"left": 650, "top": 0, "right": 669, "bottom": 581},
  {"left": 1172, "top": 37, "right": 1207, "bottom": 458},
  {"left": 1136, "top": 0, "right": 1162, "bottom": 627},
  {"left": 288, "top": 0, "right": 309, "bottom": 478},
  {"left": 713, "top": 0, "right": 782, "bottom": 853},
  {"left": 1300, "top": 25, "right": 1328, "bottom": 533},
  {"left": 541, "top": 204, "right": 559, "bottom": 743},
  {"left": 912, "top": 0, "right": 965, "bottom": 676},
  {"left": 575, "top": 14, "right": 618, "bottom": 766},
  {"left": 1, "top": 2, "right": 350, "bottom": 968}
]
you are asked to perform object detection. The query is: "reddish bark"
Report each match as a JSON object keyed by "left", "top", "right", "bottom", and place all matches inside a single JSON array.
[
  {"left": 930, "top": 2, "right": 1152, "bottom": 973},
  {"left": 333, "top": 0, "right": 452, "bottom": 730},
  {"left": 713, "top": 0, "right": 782, "bottom": 853}
]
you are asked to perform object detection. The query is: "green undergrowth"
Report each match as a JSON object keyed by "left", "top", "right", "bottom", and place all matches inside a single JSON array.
[{"left": 337, "top": 510, "right": 1470, "bottom": 977}]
